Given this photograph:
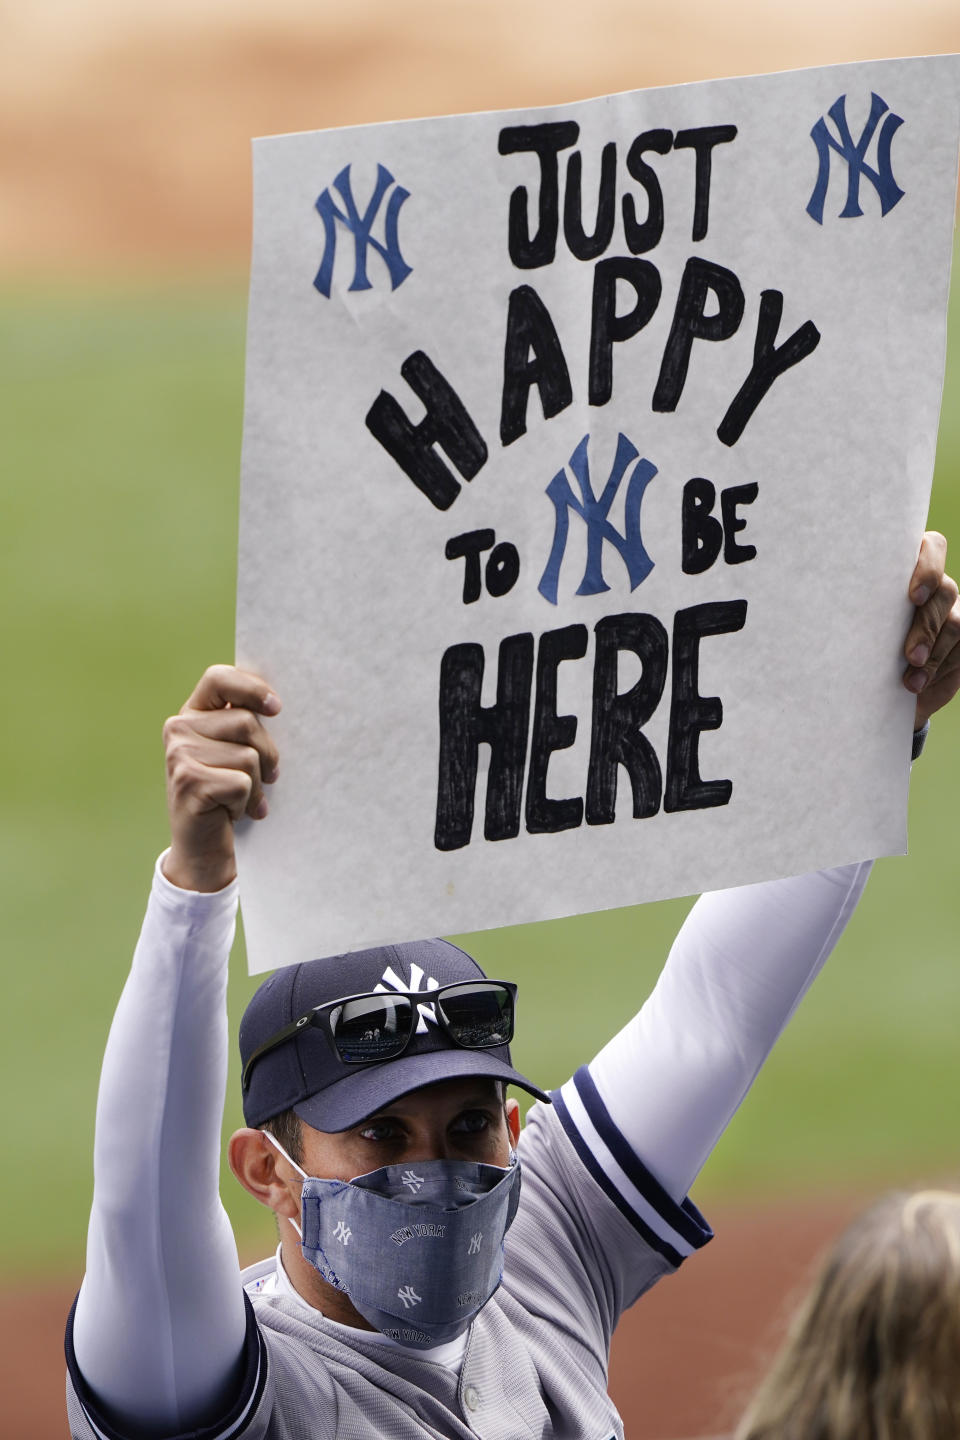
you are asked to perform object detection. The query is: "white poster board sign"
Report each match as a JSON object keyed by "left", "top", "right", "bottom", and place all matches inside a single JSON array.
[{"left": 237, "top": 56, "right": 959, "bottom": 972}]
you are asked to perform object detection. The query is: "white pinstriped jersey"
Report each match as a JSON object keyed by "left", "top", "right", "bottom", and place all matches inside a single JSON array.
[{"left": 66, "top": 1083, "right": 710, "bottom": 1439}]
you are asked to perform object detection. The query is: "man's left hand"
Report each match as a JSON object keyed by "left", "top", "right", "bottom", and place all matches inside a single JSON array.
[{"left": 903, "top": 530, "right": 960, "bottom": 730}]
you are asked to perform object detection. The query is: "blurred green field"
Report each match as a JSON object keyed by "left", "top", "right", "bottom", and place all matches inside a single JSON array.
[{"left": 2, "top": 263, "right": 959, "bottom": 1281}]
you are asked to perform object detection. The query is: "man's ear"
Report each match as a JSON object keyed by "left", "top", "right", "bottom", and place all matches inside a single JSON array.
[
  {"left": 228, "top": 1128, "right": 301, "bottom": 1220},
  {"left": 505, "top": 1098, "right": 521, "bottom": 1149}
]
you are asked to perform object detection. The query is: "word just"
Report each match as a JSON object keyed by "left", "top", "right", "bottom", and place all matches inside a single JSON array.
[{"left": 366, "top": 261, "right": 819, "bottom": 511}]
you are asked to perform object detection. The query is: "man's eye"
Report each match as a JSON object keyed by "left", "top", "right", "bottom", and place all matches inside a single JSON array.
[
  {"left": 357, "top": 1120, "right": 402, "bottom": 1141},
  {"left": 452, "top": 1110, "right": 491, "bottom": 1134}
]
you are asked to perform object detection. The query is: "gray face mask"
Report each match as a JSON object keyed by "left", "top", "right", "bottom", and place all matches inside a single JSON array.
[{"left": 265, "top": 1135, "right": 521, "bottom": 1348}]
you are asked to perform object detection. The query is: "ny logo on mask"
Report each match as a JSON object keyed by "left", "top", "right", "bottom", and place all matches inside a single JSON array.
[{"left": 397, "top": 1285, "right": 423, "bottom": 1309}]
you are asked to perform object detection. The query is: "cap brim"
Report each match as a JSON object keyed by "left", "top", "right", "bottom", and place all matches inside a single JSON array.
[{"left": 293, "top": 1048, "right": 550, "bottom": 1132}]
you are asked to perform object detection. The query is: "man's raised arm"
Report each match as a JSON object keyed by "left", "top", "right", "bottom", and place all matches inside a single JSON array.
[
  {"left": 68, "top": 670, "right": 280, "bottom": 1436},
  {"left": 557, "top": 532, "right": 960, "bottom": 1207}
]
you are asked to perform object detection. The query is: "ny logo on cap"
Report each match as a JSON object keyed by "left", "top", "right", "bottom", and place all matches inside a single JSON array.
[
  {"left": 397, "top": 1285, "right": 423, "bottom": 1309},
  {"left": 375, "top": 962, "right": 441, "bottom": 1034}
]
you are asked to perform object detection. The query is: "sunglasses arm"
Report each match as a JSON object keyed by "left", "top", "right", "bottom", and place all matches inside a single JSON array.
[{"left": 241, "top": 1013, "right": 316, "bottom": 1092}]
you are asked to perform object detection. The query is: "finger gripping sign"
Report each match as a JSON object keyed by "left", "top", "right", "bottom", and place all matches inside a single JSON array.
[{"left": 236, "top": 57, "right": 959, "bottom": 972}]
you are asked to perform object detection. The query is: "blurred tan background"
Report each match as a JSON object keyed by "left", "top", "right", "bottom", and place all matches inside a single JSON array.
[
  {"left": 4, "top": 7, "right": 959, "bottom": 1438},
  {"left": 3, "top": 0, "right": 958, "bottom": 274}
]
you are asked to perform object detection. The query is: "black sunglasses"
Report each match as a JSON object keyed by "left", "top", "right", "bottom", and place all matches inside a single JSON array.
[{"left": 241, "top": 980, "right": 518, "bottom": 1092}]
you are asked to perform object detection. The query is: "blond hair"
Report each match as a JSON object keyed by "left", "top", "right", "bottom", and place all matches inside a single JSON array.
[{"left": 735, "top": 1190, "right": 960, "bottom": 1440}]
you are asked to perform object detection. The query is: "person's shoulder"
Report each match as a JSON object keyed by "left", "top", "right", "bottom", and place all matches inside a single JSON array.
[{"left": 519, "top": 1079, "right": 713, "bottom": 1269}]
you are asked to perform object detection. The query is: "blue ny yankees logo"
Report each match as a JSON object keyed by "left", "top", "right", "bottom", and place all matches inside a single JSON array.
[
  {"left": 538, "top": 433, "right": 656, "bottom": 606},
  {"left": 313, "top": 163, "right": 413, "bottom": 297},
  {"left": 806, "top": 92, "right": 905, "bottom": 224}
]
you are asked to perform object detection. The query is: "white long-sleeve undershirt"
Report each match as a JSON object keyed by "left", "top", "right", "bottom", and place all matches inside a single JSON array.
[
  {"left": 73, "top": 858, "right": 247, "bottom": 1434},
  {"left": 588, "top": 860, "right": 871, "bottom": 1201},
  {"left": 72, "top": 854, "right": 871, "bottom": 1432}
]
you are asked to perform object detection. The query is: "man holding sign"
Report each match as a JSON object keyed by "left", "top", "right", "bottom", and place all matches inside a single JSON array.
[{"left": 65, "top": 535, "right": 960, "bottom": 1440}]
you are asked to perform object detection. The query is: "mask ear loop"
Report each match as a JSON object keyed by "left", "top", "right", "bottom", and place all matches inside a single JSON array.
[{"left": 261, "top": 1129, "right": 308, "bottom": 1240}]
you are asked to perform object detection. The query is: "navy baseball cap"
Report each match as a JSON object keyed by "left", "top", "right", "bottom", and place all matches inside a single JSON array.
[{"left": 239, "top": 937, "right": 549, "bottom": 1132}]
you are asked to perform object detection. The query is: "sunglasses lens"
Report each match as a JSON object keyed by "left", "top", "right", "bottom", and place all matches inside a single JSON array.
[
  {"left": 333, "top": 994, "right": 413, "bottom": 1063},
  {"left": 436, "top": 983, "right": 513, "bottom": 1048}
]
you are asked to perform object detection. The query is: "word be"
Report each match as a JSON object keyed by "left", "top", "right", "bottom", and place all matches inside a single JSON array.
[
  {"left": 682, "top": 478, "right": 758, "bottom": 573},
  {"left": 434, "top": 600, "right": 747, "bottom": 851}
]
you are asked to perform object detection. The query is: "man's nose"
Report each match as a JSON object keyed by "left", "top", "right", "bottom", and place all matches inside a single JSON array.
[{"left": 403, "top": 1131, "right": 456, "bottom": 1164}]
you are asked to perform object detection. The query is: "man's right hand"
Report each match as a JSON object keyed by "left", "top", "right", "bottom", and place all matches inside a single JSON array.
[{"left": 161, "top": 665, "right": 281, "bottom": 892}]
